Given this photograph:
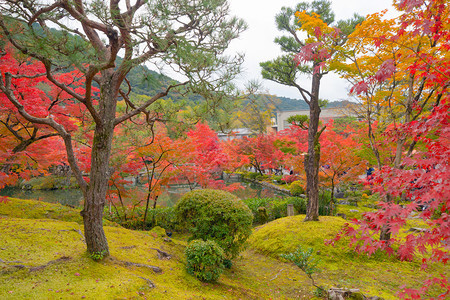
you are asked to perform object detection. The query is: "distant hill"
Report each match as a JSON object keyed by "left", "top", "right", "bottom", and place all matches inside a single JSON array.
[
  {"left": 271, "top": 96, "right": 349, "bottom": 112},
  {"left": 119, "top": 55, "right": 350, "bottom": 111},
  {"left": 125, "top": 65, "right": 348, "bottom": 111},
  {"left": 273, "top": 96, "right": 309, "bottom": 111},
  {"left": 123, "top": 61, "right": 203, "bottom": 103}
]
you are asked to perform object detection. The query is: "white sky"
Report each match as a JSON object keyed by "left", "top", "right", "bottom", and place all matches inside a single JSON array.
[{"left": 226, "top": 0, "right": 397, "bottom": 101}]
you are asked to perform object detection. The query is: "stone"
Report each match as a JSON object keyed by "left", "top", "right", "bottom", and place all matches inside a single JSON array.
[
  {"left": 327, "top": 287, "right": 378, "bottom": 300},
  {"left": 336, "top": 213, "right": 347, "bottom": 219},
  {"left": 335, "top": 191, "right": 345, "bottom": 198},
  {"left": 287, "top": 204, "right": 294, "bottom": 216}
]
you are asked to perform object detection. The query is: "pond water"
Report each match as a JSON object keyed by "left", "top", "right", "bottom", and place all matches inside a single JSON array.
[
  {"left": 0, "top": 186, "right": 83, "bottom": 207},
  {"left": 0, "top": 178, "right": 287, "bottom": 208}
]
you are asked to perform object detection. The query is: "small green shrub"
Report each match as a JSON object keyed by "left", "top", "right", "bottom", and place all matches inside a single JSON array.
[
  {"left": 243, "top": 197, "right": 268, "bottom": 212},
  {"left": 90, "top": 250, "right": 107, "bottom": 261},
  {"left": 256, "top": 206, "right": 268, "bottom": 224},
  {"left": 287, "top": 196, "right": 306, "bottom": 214},
  {"left": 243, "top": 198, "right": 269, "bottom": 224},
  {"left": 105, "top": 206, "right": 179, "bottom": 231},
  {"left": 281, "top": 245, "right": 324, "bottom": 292},
  {"left": 318, "top": 190, "right": 333, "bottom": 216},
  {"left": 223, "top": 258, "right": 233, "bottom": 269},
  {"left": 255, "top": 174, "right": 264, "bottom": 181},
  {"left": 175, "top": 189, "right": 253, "bottom": 259},
  {"left": 248, "top": 172, "right": 259, "bottom": 180},
  {"left": 290, "top": 181, "right": 305, "bottom": 196},
  {"left": 272, "top": 175, "right": 283, "bottom": 184},
  {"left": 243, "top": 197, "right": 307, "bottom": 224},
  {"left": 185, "top": 239, "right": 224, "bottom": 282},
  {"left": 281, "top": 245, "right": 320, "bottom": 276}
]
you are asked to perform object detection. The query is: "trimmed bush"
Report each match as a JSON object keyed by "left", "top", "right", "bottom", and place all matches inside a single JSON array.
[
  {"left": 175, "top": 189, "right": 253, "bottom": 259},
  {"left": 290, "top": 180, "right": 305, "bottom": 196},
  {"left": 105, "top": 206, "right": 179, "bottom": 231},
  {"left": 185, "top": 239, "right": 224, "bottom": 282},
  {"left": 243, "top": 197, "right": 306, "bottom": 224}
]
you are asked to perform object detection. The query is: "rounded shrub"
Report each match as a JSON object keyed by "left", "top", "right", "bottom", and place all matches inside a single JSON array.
[
  {"left": 290, "top": 180, "right": 305, "bottom": 196},
  {"left": 174, "top": 189, "right": 253, "bottom": 259},
  {"left": 185, "top": 239, "right": 224, "bottom": 282}
]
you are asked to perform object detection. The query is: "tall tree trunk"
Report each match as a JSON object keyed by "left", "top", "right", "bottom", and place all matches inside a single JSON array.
[
  {"left": 81, "top": 126, "right": 113, "bottom": 255},
  {"left": 330, "top": 176, "right": 335, "bottom": 215},
  {"left": 304, "top": 68, "right": 321, "bottom": 221},
  {"left": 80, "top": 77, "right": 117, "bottom": 256}
]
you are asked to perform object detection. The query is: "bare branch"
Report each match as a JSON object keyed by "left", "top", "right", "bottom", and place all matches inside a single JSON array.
[
  {"left": 114, "top": 82, "right": 188, "bottom": 126},
  {"left": 292, "top": 82, "right": 312, "bottom": 104},
  {"left": 27, "top": 1, "right": 63, "bottom": 25}
]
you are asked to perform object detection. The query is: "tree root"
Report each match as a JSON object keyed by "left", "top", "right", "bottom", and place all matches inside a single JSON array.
[
  {"left": 108, "top": 257, "right": 162, "bottom": 273},
  {"left": 29, "top": 256, "right": 71, "bottom": 272},
  {"left": 138, "top": 276, "right": 155, "bottom": 288},
  {"left": 123, "top": 261, "right": 162, "bottom": 273},
  {"left": 0, "top": 256, "right": 71, "bottom": 274},
  {"left": 270, "top": 268, "right": 284, "bottom": 281},
  {"left": 58, "top": 228, "right": 86, "bottom": 244},
  {"left": 150, "top": 248, "right": 172, "bottom": 260}
]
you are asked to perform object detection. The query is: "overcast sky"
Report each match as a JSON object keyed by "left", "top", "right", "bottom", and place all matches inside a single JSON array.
[{"left": 226, "top": 0, "right": 397, "bottom": 101}]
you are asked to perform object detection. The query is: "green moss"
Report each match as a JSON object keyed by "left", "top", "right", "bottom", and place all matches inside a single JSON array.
[
  {"left": 0, "top": 197, "right": 115, "bottom": 226},
  {"left": 21, "top": 176, "right": 79, "bottom": 190},
  {"left": 336, "top": 204, "right": 376, "bottom": 220},
  {"left": 0, "top": 198, "right": 447, "bottom": 299},
  {"left": 0, "top": 198, "right": 82, "bottom": 223},
  {"left": 248, "top": 215, "right": 448, "bottom": 299},
  {"left": 149, "top": 226, "right": 167, "bottom": 238},
  {"left": 0, "top": 208, "right": 315, "bottom": 299}
]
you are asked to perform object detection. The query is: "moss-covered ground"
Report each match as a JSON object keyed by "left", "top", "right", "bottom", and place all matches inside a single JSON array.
[{"left": 0, "top": 198, "right": 447, "bottom": 299}]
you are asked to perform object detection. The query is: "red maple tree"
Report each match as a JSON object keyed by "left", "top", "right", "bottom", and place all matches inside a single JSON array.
[
  {"left": 329, "top": 1, "right": 449, "bottom": 297},
  {"left": 0, "top": 46, "right": 85, "bottom": 189}
]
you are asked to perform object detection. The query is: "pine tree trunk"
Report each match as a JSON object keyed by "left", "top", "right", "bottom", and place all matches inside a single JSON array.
[
  {"left": 81, "top": 128, "right": 113, "bottom": 256},
  {"left": 304, "top": 68, "right": 321, "bottom": 222},
  {"left": 80, "top": 77, "right": 117, "bottom": 257}
]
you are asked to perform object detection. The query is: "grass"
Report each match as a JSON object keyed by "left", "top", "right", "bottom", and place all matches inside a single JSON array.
[{"left": 0, "top": 197, "right": 448, "bottom": 299}]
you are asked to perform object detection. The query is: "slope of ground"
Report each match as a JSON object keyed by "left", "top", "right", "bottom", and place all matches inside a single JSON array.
[
  {"left": 0, "top": 198, "right": 447, "bottom": 299},
  {"left": 249, "top": 215, "right": 448, "bottom": 299},
  {"left": 0, "top": 198, "right": 310, "bottom": 299}
]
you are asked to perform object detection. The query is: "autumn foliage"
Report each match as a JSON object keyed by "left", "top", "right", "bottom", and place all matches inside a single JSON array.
[
  {"left": 0, "top": 0, "right": 448, "bottom": 297},
  {"left": 0, "top": 46, "right": 86, "bottom": 189},
  {"left": 326, "top": 0, "right": 450, "bottom": 298}
]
